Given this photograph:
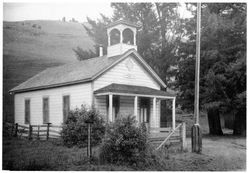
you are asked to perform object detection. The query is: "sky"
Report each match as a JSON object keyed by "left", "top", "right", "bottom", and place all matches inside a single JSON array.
[
  {"left": 3, "top": 2, "right": 114, "bottom": 22},
  {"left": 3, "top": 2, "right": 192, "bottom": 22}
]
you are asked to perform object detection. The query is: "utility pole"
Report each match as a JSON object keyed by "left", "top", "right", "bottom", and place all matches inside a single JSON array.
[{"left": 191, "top": 2, "right": 202, "bottom": 153}]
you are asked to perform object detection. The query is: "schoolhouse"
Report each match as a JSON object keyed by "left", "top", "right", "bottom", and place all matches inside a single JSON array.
[{"left": 10, "top": 20, "right": 177, "bottom": 131}]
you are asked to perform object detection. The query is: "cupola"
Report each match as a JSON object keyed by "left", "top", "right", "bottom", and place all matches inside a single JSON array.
[{"left": 107, "top": 20, "right": 140, "bottom": 57}]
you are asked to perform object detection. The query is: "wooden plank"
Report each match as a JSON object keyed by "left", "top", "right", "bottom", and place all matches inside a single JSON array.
[
  {"left": 37, "top": 134, "right": 47, "bottom": 137},
  {"left": 18, "top": 125, "right": 29, "bottom": 129},
  {"left": 156, "top": 123, "right": 182, "bottom": 150},
  {"left": 31, "top": 125, "right": 47, "bottom": 128},
  {"left": 32, "top": 130, "right": 47, "bottom": 133},
  {"left": 50, "top": 125, "right": 62, "bottom": 128},
  {"left": 49, "top": 134, "right": 61, "bottom": 138},
  {"left": 49, "top": 129, "right": 61, "bottom": 133},
  {"left": 150, "top": 127, "right": 171, "bottom": 131}
]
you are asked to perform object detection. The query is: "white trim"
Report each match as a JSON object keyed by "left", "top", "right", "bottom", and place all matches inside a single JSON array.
[
  {"left": 109, "top": 94, "right": 113, "bottom": 122},
  {"left": 95, "top": 92, "right": 175, "bottom": 99},
  {"left": 134, "top": 96, "right": 138, "bottom": 121},
  {"left": 153, "top": 97, "right": 157, "bottom": 127},
  {"left": 92, "top": 49, "right": 166, "bottom": 88},
  {"left": 172, "top": 98, "right": 176, "bottom": 130}
]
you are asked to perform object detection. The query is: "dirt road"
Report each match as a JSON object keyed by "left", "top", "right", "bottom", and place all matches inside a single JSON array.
[{"left": 167, "top": 136, "right": 246, "bottom": 171}]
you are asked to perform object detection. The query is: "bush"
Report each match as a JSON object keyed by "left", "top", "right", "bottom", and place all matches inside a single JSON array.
[
  {"left": 99, "top": 115, "right": 148, "bottom": 165},
  {"left": 61, "top": 105, "right": 105, "bottom": 148}
]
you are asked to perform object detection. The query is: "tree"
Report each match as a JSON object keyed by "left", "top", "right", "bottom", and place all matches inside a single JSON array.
[
  {"left": 175, "top": 3, "right": 246, "bottom": 135},
  {"left": 76, "top": 3, "right": 186, "bottom": 86}
]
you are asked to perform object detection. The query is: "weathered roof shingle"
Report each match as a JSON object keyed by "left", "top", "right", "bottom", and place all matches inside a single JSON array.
[
  {"left": 94, "top": 83, "right": 175, "bottom": 97},
  {"left": 10, "top": 53, "right": 123, "bottom": 93}
]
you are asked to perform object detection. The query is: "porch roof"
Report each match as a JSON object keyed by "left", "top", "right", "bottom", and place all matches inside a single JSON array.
[{"left": 94, "top": 83, "right": 175, "bottom": 99}]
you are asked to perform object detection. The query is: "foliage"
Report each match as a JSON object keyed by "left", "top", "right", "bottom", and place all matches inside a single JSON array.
[
  {"left": 175, "top": 3, "right": 246, "bottom": 135},
  {"left": 73, "top": 46, "right": 97, "bottom": 61},
  {"left": 176, "top": 3, "right": 246, "bottom": 111},
  {"left": 76, "top": 3, "right": 186, "bottom": 85},
  {"left": 61, "top": 105, "right": 105, "bottom": 148},
  {"left": 99, "top": 115, "right": 148, "bottom": 165}
]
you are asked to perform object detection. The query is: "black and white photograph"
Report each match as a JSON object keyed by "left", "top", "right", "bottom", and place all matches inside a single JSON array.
[{"left": 2, "top": 0, "right": 247, "bottom": 171}]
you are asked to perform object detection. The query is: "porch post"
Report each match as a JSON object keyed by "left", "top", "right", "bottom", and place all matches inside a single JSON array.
[
  {"left": 109, "top": 94, "right": 113, "bottom": 122},
  {"left": 172, "top": 98, "right": 176, "bottom": 130},
  {"left": 134, "top": 96, "right": 138, "bottom": 122},
  {"left": 153, "top": 97, "right": 157, "bottom": 128}
]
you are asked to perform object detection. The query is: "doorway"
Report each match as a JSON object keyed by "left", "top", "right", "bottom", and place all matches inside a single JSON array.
[{"left": 139, "top": 98, "right": 150, "bottom": 125}]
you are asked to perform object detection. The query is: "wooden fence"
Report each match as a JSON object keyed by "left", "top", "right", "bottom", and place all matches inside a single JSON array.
[{"left": 3, "top": 122, "right": 62, "bottom": 140}]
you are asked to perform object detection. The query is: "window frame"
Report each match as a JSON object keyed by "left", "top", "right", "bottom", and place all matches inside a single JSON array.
[
  {"left": 43, "top": 96, "right": 50, "bottom": 124},
  {"left": 62, "top": 95, "right": 70, "bottom": 123},
  {"left": 24, "top": 98, "right": 30, "bottom": 124}
]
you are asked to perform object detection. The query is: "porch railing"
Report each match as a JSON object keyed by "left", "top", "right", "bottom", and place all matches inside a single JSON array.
[{"left": 150, "top": 122, "right": 186, "bottom": 151}]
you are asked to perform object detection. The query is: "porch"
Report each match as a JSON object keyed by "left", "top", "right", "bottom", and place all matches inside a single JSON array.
[{"left": 93, "top": 83, "right": 177, "bottom": 131}]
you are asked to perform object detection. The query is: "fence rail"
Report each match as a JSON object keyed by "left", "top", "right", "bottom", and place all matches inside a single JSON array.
[
  {"left": 3, "top": 122, "right": 62, "bottom": 140},
  {"left": 155, "top": 122, "right": 187, "bottom": 151}
]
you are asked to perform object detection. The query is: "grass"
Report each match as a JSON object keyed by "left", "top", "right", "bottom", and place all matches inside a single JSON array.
[
  {"left": 3, "top": 135, "right": 246, "bottom": 171},
  {"left": 3, "top": 20, "right": 94, "bottom": 122}
]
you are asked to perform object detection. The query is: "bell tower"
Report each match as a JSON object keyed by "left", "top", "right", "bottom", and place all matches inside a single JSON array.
[{"left": 107, "top": 20, "right": 140, "bottom": 57}]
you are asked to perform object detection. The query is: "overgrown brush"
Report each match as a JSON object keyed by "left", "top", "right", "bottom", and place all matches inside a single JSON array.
[
  {"left": 99, "top": 115, "right": 149, "bottom": 166},
  {"left": 61, "top": 105, "right": 105, "bottom": 148}
]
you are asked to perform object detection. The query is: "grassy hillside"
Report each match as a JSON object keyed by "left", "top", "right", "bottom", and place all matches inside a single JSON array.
[{"left": 3, "top": 20, "right": 94, "bottom": 122}]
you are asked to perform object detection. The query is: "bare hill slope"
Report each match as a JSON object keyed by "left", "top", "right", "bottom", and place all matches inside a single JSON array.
[{"left": 3, "top": 20, "right": 94, "bottom": 122}]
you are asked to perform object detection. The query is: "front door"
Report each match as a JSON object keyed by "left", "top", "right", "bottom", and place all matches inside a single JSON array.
[{"left": 140, "top": 98, "right": 150, "bottom": 128}]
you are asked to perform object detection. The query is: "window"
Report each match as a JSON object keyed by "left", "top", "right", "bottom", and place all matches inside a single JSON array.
[
  {"left": 43, "top": 97, "right": 49, "bottom": 124},
  {"left": 63, "top": 95, "right": 70, "bottom": 123},
  {"left": 25, "top": 99, "right": 30, "bottom": 124},
  {"left": 140, "top": 98, "right": 150, "bottom": 123},
  {"left": 122, "top": 28, "right": 134, "bottom": 45},
  {"left": 110, "top": 29, "right": 120, "bottom": 45}
]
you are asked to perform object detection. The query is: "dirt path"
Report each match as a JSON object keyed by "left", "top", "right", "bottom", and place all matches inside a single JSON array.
[{"left": 168, "top": 136, "right": 246, "bottom": 171}]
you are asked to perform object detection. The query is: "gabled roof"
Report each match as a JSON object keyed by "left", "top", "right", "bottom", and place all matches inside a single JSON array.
[
  {"left": 94, "top": 83, "right": 175, "bottom": 98},
  {"left": 107, "top": 20, "right": 141, "bottom": 29},
  {"left": 10, "top": 49, "right": 166, "bottom": 93}
]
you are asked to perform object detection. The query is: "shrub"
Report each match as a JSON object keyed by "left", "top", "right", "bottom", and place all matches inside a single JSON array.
[
  {"left": 99, "top": 115, "right": 148, "bottom": 165},
  {"left": 61, "top": 105, "right": 105, "bottom": 148}
]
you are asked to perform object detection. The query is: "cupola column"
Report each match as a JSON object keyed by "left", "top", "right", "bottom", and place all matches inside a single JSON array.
[
  {"left": 120, "top": 29, "right": 123, "bottom": 44},
  {"left": 133, "top": 31, "right": 136, "bottom": 46},
  {"left": 108, "top": 32, "right": 110, "bottom": 46}
]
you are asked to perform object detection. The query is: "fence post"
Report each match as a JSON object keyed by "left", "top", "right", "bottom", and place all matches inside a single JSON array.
[
  {"left": 14, "top": 123, "right": 18, "bottom": 137},
  {"left": 46, "top": 123, "right": 51, "bottom": 140},
  {"left": 181, "top": 122, "right": 187, "bottom": 151},
  {"left": 28, "top": 125, "right": 33, "bottom": 140},
  {"left": 37, "top": 125, "right": 40, "bottom": 140},
  {"left": 11, "top": 123, "right": 14, "bottom": 137}
]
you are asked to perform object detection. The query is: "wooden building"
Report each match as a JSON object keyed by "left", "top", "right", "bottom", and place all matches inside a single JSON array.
[{"left": 10, "top": 20, "right": 177, "bottom": 131}]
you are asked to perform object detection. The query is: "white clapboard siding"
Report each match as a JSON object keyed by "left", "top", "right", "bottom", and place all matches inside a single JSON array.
[
  {"left": 94, "top": 95, "right": 107, "bottom": 120},
  {"left": 14, "top": 82, "right": 92, "bottom": 125},
  {"left": 93, "top": 55, "right": 160, "bottom": 91}
]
